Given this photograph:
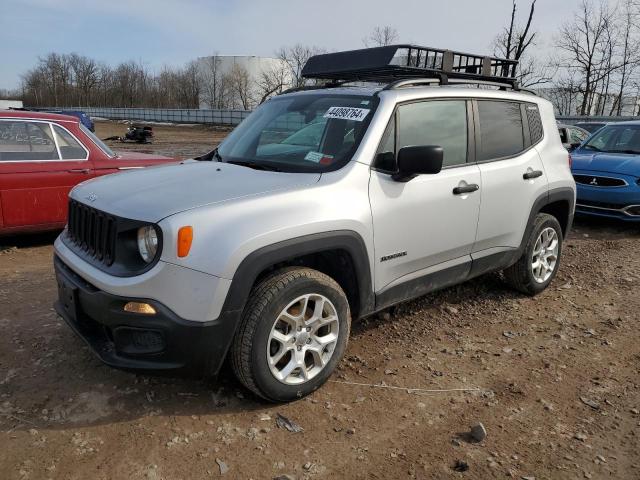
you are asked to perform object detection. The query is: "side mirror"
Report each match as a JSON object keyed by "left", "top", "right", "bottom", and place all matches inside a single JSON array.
[
  {"left": 393, "top": 145, "right": 443, "bottom": 182},
  {"left": 568, "top": 142, "right": 581, "bottom": 152}
]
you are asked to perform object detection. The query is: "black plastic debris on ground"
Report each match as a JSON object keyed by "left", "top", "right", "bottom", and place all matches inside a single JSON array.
[{"left": 276, "top": 413, "right": 304, "bottom": 433}]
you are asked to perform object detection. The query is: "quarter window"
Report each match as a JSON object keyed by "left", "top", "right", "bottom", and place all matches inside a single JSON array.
[
  {"left": 0, "top": 121, "right": 59, "bottom": 161},
  {"left": 476, "top": 100, "right": 525, "bottom": 161},
  {"left": 53, "top": 125, "right": 87, "bottom": 160}
]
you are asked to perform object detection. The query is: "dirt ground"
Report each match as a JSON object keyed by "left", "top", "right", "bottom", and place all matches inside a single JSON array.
[
  {"left": 1, "top": 121, "right": 639, "bottom": 480},
  {"left": 95, "top": 120, "right": 231, "bottom": 160}
]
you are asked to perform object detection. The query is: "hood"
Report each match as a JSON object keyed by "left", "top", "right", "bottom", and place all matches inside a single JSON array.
[
  {"left": 114, "top": 151, "right": 174, "bottom": 161},
  {"left": 71, "top": 160, "right": 321, "bottom": 222},
  {"left": 571, "top": 150, "right": 640, "bottom": 177}
]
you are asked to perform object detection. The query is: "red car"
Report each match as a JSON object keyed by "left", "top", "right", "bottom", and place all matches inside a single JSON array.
[{"left": 0, "top": 110, "right": 175, "bottom": 235}]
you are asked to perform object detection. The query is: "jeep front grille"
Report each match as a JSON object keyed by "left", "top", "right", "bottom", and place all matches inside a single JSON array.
[{"left": 67, "top": 199, "right": 117, "bottom": 266}]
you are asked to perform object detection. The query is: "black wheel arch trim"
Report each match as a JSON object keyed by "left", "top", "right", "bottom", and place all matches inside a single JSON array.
[
  {"left": 519, "top": 187, "right": 574, "bottom": 253},
  {"left": 212, "top": 230, "right": 374, "bottom": 371}
]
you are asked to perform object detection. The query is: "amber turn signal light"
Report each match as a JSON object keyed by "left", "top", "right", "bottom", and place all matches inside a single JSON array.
[
  {"left": 177, "top": 226, "right": 193, "bottom": 257},
  {"left": 123, "top": 302, "right": 156, "bottom": 315}
]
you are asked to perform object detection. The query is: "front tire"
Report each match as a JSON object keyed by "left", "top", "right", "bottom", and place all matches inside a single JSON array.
[
  {"left": 230, "top": 267, "right": 351, "bottom": 402},
  {"left": 503, "top": 213, "right": 563, "bottom": 295}
]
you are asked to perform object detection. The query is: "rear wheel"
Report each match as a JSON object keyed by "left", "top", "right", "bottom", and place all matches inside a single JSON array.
[
  {"left": 231, "top": 267, "right": 351, "bottom": 402},
  {"left": 503, "top": 213, "right": 563, "bottom": 295}
]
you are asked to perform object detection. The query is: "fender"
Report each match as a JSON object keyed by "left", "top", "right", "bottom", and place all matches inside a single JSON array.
[
  {"left": 521, "top": 186, "right": 575, "bottom": 251},
  {"left": 211, "top": 230, "right": 374, "bottom": 370}
]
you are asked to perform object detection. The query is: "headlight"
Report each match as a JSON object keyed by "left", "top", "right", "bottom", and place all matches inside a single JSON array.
[{"left": 137, "top": 225, "right": 159, "bottom": 263}]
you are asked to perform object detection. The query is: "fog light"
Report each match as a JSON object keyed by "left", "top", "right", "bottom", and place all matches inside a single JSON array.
[
  {"left": 626, "top": 205, "right": 640, "bottom": 216},
  {"left": 123, "top": 302, "right": 157, "bottom": 315}
]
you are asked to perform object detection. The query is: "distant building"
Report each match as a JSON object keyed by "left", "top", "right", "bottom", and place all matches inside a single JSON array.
[
  {"left": 196, "top": 55, "right": 292, "bottom": 110},
  {"left": 0, "top": 99, "right": 23, "bottom": 109}
]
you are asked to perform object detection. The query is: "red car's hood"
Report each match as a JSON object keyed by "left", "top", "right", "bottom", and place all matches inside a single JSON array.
[{"left": 114, "top": 151, "right": 175, "bottom": 162}]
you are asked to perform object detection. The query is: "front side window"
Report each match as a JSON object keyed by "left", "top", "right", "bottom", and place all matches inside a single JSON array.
[
  {"left": 217, "top": 94, "right": 378, "bottom": 173},
  {"left": 374, "top": 100, "right": 468, "bottom": 171},
  {"left": 53, "top": 125, "right": 87, "bottom": 160},
  {"left": 477, "top": 100, "right": 525, "bottom": 161},
  {"left": 582, "top": 124, "right": 640, "bottom": 153},
  {"left": 398, "top": 100, "right": 468, "bottom": 168},
  {"left": 0, "top": 121, "right": 59, "bottom": 161}
]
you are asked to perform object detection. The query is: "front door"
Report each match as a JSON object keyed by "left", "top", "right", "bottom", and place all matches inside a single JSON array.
[
  {"left": 0, "top": 120, "right": 93, "bottom": 228},
  {"left": 369, "top": 99, "right": 481, "bottom": 294}
]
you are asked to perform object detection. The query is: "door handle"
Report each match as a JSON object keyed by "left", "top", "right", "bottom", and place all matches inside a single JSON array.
[
  {"left": 68, "top": 168, "right": 90, "bottom": 174},
  {"left": 453, "top": 184, "right": 479, "bottom": 195},
  {"left": 523, "top": 170, "right": 543, "bottom": 180}
]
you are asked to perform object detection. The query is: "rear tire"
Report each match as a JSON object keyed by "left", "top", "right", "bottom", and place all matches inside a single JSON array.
[
  {"left": 231, "top": 267, "right": 351, "bottom": 402},
  {"left": 503, "top": 213, "right": 563, "bottom": 296}
]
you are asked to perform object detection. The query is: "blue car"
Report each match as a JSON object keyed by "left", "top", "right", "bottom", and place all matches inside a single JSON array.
[
  {"left": 571, "top": 121, "right": 640, "bottom": 221},
  {"left": 39, "top": 109, "right": 95, "bottom": 132}
]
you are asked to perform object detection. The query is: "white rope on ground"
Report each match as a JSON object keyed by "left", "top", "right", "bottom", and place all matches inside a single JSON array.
[{"left": 328, "top": 380, "right": 486, "bottom": 395}]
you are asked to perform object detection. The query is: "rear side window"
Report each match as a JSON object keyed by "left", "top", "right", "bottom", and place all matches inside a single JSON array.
[
  {"left": 0, "top": 121, "right": 59, "bottom": 161},
  {"left": 397, "top": 100, "right": 468, "bottom": 168},
  {"left": 476, "top": 100, "right": 525, "bottom": 161},
  {"left": 526, "top": 104, "right": 543, "bottom": 145},
  {"left": 53, "top": 125, "right": 88, "bottom": 160}
]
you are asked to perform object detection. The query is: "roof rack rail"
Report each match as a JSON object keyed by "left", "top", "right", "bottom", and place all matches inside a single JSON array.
[{"left": 302, "top": 44, "right": 520, "bottom": 90}]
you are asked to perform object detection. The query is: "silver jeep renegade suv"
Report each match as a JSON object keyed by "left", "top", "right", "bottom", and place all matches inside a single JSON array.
[{"left": 54, "top": 46, "right": 576, "bottom": 401}]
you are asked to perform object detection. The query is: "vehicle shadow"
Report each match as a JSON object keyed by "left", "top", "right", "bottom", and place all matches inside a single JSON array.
[
  {"left": 571, "top": 215, "right": 640, "bottom": 239},
  {"left": 0, "top": 230, "right": 61, "bottom": 249}
]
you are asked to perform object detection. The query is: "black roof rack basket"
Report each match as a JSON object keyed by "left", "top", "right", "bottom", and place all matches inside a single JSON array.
[{"left": 301, "top": 44, "right": 519, "bottom": 89}]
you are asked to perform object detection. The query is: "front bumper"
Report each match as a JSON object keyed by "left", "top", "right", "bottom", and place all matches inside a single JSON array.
[
  {"left": 54, "top": 255, "right": 235, "bottom": 374},
  {"left": 574, "top": 170, "right": 640, "bottom": 222}
]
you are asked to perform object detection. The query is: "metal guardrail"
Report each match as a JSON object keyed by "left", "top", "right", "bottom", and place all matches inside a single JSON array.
[{"left": 47, "top": 107, "right": 252, "bottom": 125}]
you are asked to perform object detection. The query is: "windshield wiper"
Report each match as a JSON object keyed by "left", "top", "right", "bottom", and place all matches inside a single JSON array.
[
  {"left": 194, "top": 147, "right": 223, "bottom": 161},
  {"left": 226, "top": 160, "right": 282, "bottom": 172}
]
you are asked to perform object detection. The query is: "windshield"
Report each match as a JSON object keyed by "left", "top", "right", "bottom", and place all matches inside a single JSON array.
[
  {"left": 217, "top": 94, "right": 378, "bottom": 172},
  {"left": 80, "top": 124, "right": 116, "bottom": 157},
  {"left": 582, "top": 124, "right": 640, "bottom": 154}
]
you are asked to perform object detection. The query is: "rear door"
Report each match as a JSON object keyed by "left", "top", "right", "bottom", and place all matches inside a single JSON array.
[
  {"left": 472, "top": 100, "right": 548, "bottom": 256},
  {"left": 0, "top": 120, "right": 93, "bottom": 228}
]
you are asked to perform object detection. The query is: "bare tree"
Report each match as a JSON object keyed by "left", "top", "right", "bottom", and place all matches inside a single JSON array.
[
  {"left": 198, "top": 56, "right": 230, "bottom": 109},
  {"left": 555, "top": 0, "right": 618, "bottom": 115},
  {"left": 254, "top": 61, "right": 291, "bottom": 105},
  {"left": 227, "top": 63, "right": 251, "bottom": 110},
  {"left": 363, "top": 26, "right": 399, "bottom": 47},
  {"left": 69, "top": 54, "right": 99, "bottom": 106},
  {"left": 492, "top": 1, "right": 549, "bottom": 87},
  {"left": 277, "top": 44, "right": 325, "bottom": 88},
  {"left": 609, "top": 0, "right": 640, "bottom": 114}
]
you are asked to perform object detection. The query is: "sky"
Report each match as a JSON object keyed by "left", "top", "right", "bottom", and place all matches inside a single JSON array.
[{"left": 0, "top": 0, "right": 584, "bottom": 90}]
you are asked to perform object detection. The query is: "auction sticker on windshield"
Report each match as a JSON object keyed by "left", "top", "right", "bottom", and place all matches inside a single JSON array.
[{"left": 324, "top": 107, "right": 370, "bottom": 121}]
